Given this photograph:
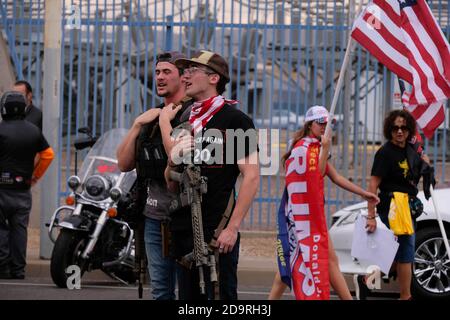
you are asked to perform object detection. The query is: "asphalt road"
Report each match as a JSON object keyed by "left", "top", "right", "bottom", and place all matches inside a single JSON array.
[
  {"left": 0, "top": 269, "right": 397, "bottom": 300},
  {"left": 0, "top": 271, "right": 290, "bottom": 300}
]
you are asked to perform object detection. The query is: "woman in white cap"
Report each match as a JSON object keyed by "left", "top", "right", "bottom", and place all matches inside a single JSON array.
[{"left": 269, "top": 105, "right": 379, "bottom": 300}]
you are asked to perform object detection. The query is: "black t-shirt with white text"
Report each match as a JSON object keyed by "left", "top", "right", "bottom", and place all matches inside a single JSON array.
[{"left": 170, "top": 104, "right": 258, "bottom": 243}]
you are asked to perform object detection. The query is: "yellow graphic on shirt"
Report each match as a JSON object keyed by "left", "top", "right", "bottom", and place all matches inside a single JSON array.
[{"left": 398, "top": 159, "right": 409, "bottom": 178}]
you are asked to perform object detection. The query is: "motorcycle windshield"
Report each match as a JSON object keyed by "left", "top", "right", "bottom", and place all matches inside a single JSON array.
[{"left": 78, "top": 128, "right": 136, "bottom": 193}]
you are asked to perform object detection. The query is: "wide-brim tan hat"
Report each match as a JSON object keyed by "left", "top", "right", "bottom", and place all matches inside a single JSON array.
[{"left": 175, "top": 50, "right": 230, "bottom": 82}]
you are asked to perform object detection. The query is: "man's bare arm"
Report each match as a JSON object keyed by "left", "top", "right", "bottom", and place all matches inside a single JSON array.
[
  {"left": 216, "top": 152, "right": 260, "bottom": 253},
  {"left": 117, "top": 108, "right": 160, "bottom": 172}
]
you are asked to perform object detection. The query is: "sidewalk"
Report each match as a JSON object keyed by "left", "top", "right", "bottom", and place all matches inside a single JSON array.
[
  {"left": 26, "top": 227, "right": 399, "bottom": 295},
  {"left": 25, "top": 228, "right": 278, "bottom": 286}
]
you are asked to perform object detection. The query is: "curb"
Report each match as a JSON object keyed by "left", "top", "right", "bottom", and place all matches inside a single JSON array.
[{"left": 25, "top": 250, "right": 277, "bottom": 275}]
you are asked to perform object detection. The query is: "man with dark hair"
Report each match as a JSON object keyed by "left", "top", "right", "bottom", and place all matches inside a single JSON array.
[
  {"left": 164, "top": 50, "right": 259, "bottom": 300},
  {"left": 12, "top": 80, "right": 42, "bottom": 131},
  {"left": 0, "top": 91, "right": 54, "bottom": 279},
  {"left": 116, "top": 51, "right": 192, "bottom": 300}
]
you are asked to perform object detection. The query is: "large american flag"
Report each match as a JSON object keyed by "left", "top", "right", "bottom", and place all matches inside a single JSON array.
[{"left": 351, "top": 0, "right": 450, "bottom": 138}]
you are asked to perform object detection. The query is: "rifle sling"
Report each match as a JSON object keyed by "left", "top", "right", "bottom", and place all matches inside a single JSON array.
[
  {"left": 210, "top": 191, "right": 233, "bottom": 301},
  {"left": 209, "top": 190, "right": 235, "bottom": 249}
]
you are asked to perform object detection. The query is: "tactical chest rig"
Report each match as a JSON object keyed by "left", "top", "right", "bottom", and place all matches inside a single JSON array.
[{"left": 135, "top": 97, "right": 193, "bottom": 182}]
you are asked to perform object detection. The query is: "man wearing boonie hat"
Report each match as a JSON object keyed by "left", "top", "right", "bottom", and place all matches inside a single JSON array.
[
  {"left": 165, "top": 50, "right": 260, "bottom": 300},
  {"left": 117, "top": 51, "right": 193, "bottom": 300}
]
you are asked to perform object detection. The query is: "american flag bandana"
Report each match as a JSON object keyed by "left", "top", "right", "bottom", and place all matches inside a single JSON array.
[{"left": 188, "top": 95, "right": 238, "bottom": 134}]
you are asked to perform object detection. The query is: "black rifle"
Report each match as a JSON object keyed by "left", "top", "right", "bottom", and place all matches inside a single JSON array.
[
  {"left": 127, "top": 180, "right": 147, "bottom": 299},
  {"left": 170, "top": 164, "right": 219, "bottom": 297},
  {"left": 134, "top": 220, "right": 147, "bottom": 298}
]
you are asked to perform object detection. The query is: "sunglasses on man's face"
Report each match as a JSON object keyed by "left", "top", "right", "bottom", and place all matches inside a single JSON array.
[
  {"left": 184, "top": 65, "right": 216, "bottom": 76},
  {"left": 392, "top": 125, "right": 409, "bottom": 132}
]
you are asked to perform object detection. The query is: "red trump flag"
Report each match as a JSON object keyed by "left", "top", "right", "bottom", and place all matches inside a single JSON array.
[
  {"left": 351, "top": 0, "right": 450, "bottom": 138},
  {"left": 284, "top": 137, "right": 330, "bottom": 300}
]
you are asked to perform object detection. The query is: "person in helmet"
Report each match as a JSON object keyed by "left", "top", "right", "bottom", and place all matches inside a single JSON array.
[{"left": 0, "top": 91, "right": 54, "bottom": 279}]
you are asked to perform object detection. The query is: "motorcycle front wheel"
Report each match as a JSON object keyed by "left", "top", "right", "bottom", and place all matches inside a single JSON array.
[{"left": 50, "top": 229, "right": 88, "bottom": 288}]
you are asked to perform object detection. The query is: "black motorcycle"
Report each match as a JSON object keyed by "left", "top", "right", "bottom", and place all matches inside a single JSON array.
[{"left": 47, "top": 127, "right": 142, "bottom": 288}]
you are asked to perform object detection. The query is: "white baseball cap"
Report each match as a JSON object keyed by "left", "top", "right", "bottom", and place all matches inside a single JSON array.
[{"left": 305, "top": 105, "right": 329, "bottom": 124}]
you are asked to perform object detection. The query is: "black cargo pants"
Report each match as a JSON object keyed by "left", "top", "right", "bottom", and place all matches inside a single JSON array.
[{"left": 0, "top": 189, "right": 32, "bottom": 277}]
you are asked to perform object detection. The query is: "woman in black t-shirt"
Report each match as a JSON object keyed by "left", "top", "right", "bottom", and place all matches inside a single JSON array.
[{"left": 367, "top": 109, "right": 429, "bottom": 300}]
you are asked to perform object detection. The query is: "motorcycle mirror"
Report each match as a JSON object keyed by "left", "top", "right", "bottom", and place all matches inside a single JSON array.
[
  {"left": 67, "top": 175, "right": 81, "bottom": 191},
  {"left": 78, "top": 126, "right": 92, "bottom": 137},
  {"left": 74, "top": 136, "right": 97, "bottom": 150}
]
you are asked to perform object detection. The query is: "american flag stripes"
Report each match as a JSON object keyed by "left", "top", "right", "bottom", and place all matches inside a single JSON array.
[
  {"left": 188, "top": 95, "right": 237, "bottom": 134},
  {"left": 351, "top": 0, "right": 450, "bottom": 138}
]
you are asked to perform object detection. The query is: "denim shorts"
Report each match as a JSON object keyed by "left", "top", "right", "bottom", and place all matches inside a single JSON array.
[
  {"left": 395, "top": 234, "right": 415, "bottom": 263},
  {"left": 380, "top": 213, "right": 416, "bottom": 263}
]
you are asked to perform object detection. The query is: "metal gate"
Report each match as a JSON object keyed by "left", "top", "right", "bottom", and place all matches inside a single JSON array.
[{"left": 1, "top": 0, "right": 449, "bottom": 230}]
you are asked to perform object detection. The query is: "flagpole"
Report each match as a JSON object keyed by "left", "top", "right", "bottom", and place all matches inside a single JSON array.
[
  {"left": 324, "top": 35, "right": 354, "bottom": 138},
  {"left": 324, "top": 0, "right": 364, "bottom": 138},
  {"left": 429, "top": 185, "right": 450, "bottom": 261}
]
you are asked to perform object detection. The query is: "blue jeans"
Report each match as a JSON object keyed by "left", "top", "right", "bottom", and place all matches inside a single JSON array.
[{"left": 144, "top": 217, "right": 176, "bottom": 300}]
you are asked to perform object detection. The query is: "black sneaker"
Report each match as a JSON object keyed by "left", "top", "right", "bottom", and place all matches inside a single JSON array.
[
  {"left": 389, "top": 270, "right": 397, "bottom": 281},
  {"left": 353, "top": 274, "right": 370, "bottom": 300},
  {"left": 10, "top": 274, "right": 25, "bottom": 279}
]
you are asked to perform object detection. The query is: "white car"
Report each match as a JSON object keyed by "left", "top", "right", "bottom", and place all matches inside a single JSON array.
[
  {"left": 254, "top": 109, "right": 304, "bottom": 130},
  {"left": 329, "top": 188, "right": 450, "bottom": 299},
  {"left": 254, "top": 111, "right": 341, "bottom": 131}
]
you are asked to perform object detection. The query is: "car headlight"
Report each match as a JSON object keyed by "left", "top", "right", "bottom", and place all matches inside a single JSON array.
[
  {"left": 83, "top": 175, "right": 111, "bottom": 200},
  {"left": 67, "top": 175, "right": 81, "bottom": 191}
]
